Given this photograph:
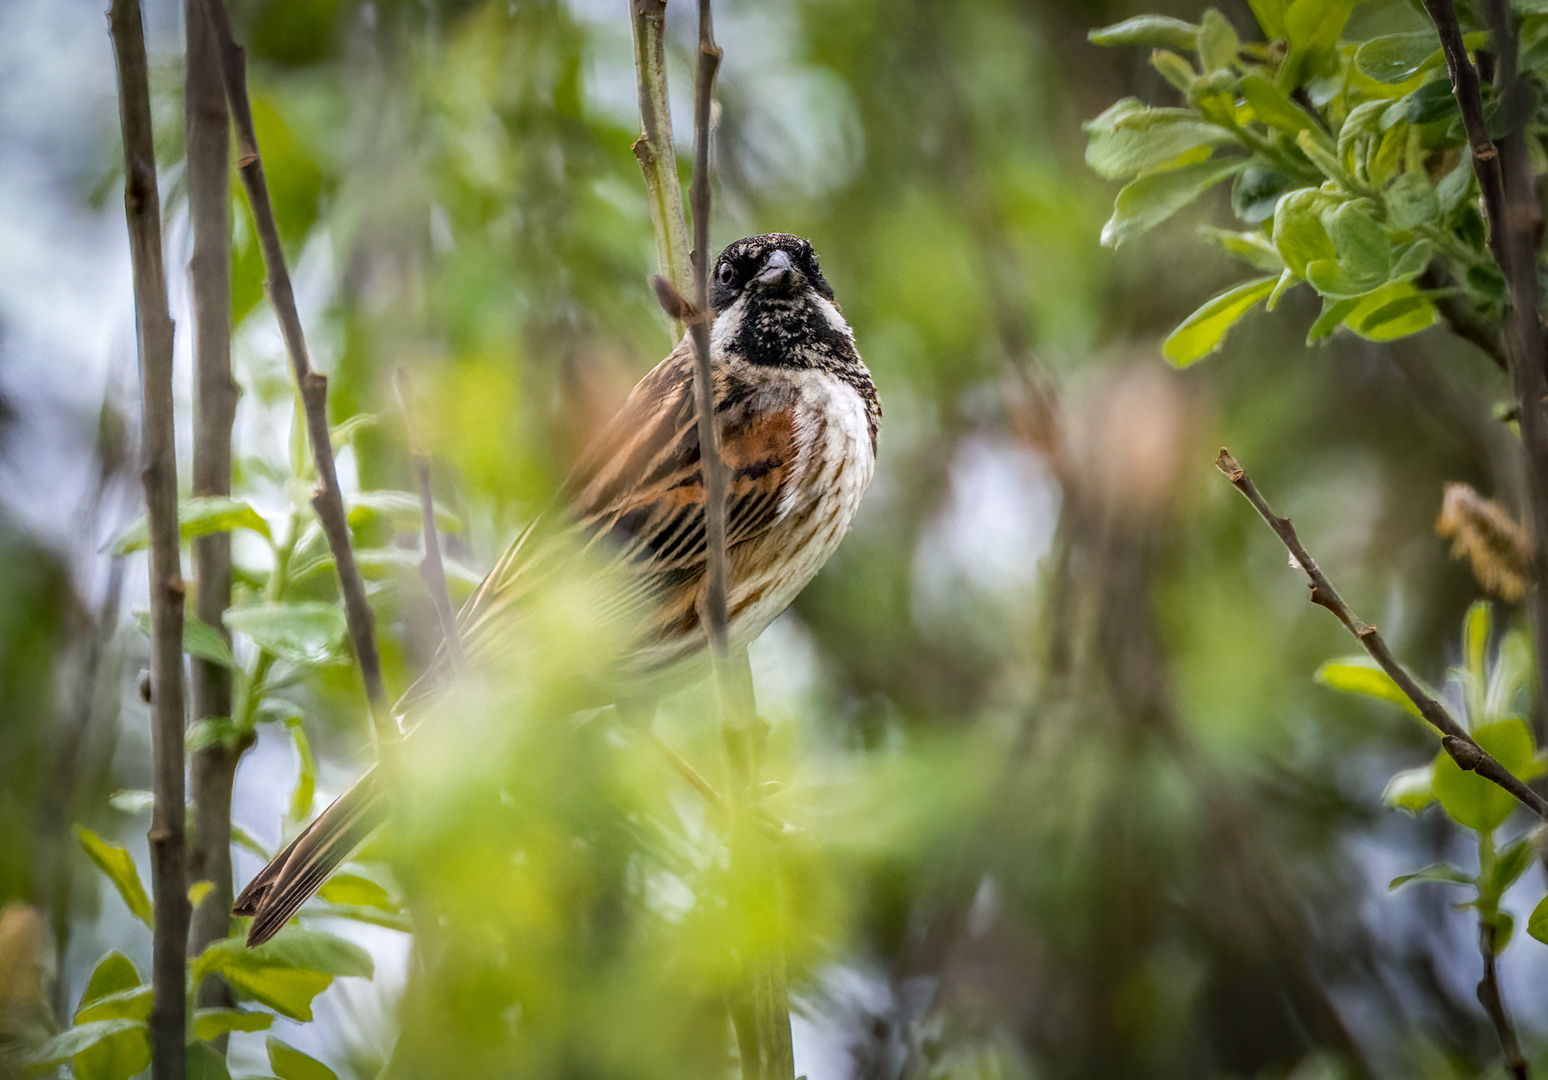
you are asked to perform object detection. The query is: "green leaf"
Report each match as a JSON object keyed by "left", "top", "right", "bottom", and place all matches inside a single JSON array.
[
  {"left": 108, "top": 496, "right": 271, "bottom": 555},
  {"left": 74, "top": 826, "right": 153, "bottom": 927},
  {"left": 195, "top": 926, "right": 375, "bottom": 985},
  {"left": 316, "top": 872, "right": 395, "bottom": 912},
  {"left": 1280, "top": 0, "right": 1354, "bottom": 88},
  {"left": 1272, "top": 187, "right": 1335, "bottom": 276},
  {"left": 1353, "top": 293, "right": 1435, "bottom": 339},
  {"left": 191, "top": 949, "right": 334, "bottom": 1023},
  {"left": 268, "top": 1037, "right": 339, "bottom": 1080},
  {"left": 1337, "top": 100, "right": 1388, "bottom": 158},
  {"left": 1102, "top": 158, "right": 1244, "bottom": 248},
  {"left": 1239, "top": 72, "right": 1310, "bottom": 132},
  {"left": 26, "top": 1020, "right": 144, "bottom": 1068},
  {"left": 1306, "top": 295, "right": 1359, "bottom": 343},
  {"left": 225, "top": 602, "right": 347, "bottom": 666},
  {"left": 1355, "top": 31, "right": 1441, "bottom": 84},
  {"left": 1247, "top": 0, "right": 1287, "bottom": 39},
  {"left": 1088, "top": 15, "right": 1201, "bottom": 51},
  {"left": 289, "top": 721, "right": 316, "bottom": 821},
  {"left": 1151, "top": 49, "right": 1197, "bottom": 94},
  {"left": 75, "top": 985, "right": 152, "bottom": 1024},
  {"left": 1434, "top": 718, "right": 1540, "bottom": 833},
  {"left": 133, "top": 611, "right": 238, "bottom": 670},
  {"left": 1389, "top": 862, "right": 1474, "bottom": 890},
  {"left": 1161, "top": 275, "right": 1278, "bottom": 366},
  {"left": 330, "top": 412, "right": 380, "bottom": 449},
  {"left": 186, "top": 1041, "right": 235, "bottom": 1080},
  {"left": 1198, "top": 9, "right": 1239, "bottom": 72},
  {"left": 76, "top": 953, "right": 140, "bottom": 1015},
  {"left": 1346, "top": 282, "right": 1435, "bottom": 340},
  {"left": 1528, "top": 893, "right": 1548, "bottom": 945},
  {"left": 1436, "top": 155, "right": 1474, "bottom": 216},
  {"left": 1388, "top": 239, "right": 1434, "bottom": 282},
  {"left": 1266, "top": 267, "right": 1297, "bottom": 310},
  {"left": 1306, "top": 201, "right": 1391, "bottom": 298},
  {"left": 1483, "top": 835, "right": 1538, "bottom": 902},
  {"left": 1382, "top": 78, "right": 1459, "bottom": 128},
  {"left": 1382, "top": 765, "right": 1436, "bottom": 814},
  {"left": 1199, "top": 227, "right": 1285, "bottom": 272},
  {"left": 1466, "top": 601, "right": 1492, "bottom": 683},
  {"left": 1085, "top": 99, "right": 1230, "bottom": 180},
  {"left": 193, "top": 1008, "right": 275, "bottom": 1041},
  {"left": 1384, "top": 172, "right": 1440, "bottom": 231},
  {"left": 347, "top": 490, "right": 461, "bottom": 535},
  {"left": 1314, "top": 658, "right": 1424, "bottom": 718},
  {"left": 73, "top": 1020, "right": 150, "bottom": 1080},
  {"left": 1231, "top": 165, "right": 1298, "bottom": 223}
]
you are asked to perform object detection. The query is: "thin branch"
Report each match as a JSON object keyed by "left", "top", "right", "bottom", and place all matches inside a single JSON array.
[
  {"left": 394, "top": 369, "right": 462, "bottom": 671},
  {"left": 1215, "top": 449, "right": 1548, "bottom": 822},
  {"left": 108, "top": 1, "right": 187, "bottom": 1075},
  {"left": 1479, "top": 921, "right": 1530, "bottom": 1080},
  {"left": 687, "top": 0, "right": 727, "bottom": 660},
  {"left": 629, "top": 0, "right": 692, "bottom": 312},
  {"left": 184, "top": 0, "right": 242, "bottom": 1022},
  {"left": 1421, "top": 0, "right": 1548, "bottom": 747},
  {"left": 200, "top": 0, "right": 393, "bottom": 743}
]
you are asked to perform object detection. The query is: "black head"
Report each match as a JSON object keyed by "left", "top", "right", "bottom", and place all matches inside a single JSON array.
[{"left": 710, "top": 233, "right": 836, "bottom": 312}]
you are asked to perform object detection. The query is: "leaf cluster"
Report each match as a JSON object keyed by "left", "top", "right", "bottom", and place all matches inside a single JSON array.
[{"left": 1085, "top": 1, "right": 1548, "bottom": 364}]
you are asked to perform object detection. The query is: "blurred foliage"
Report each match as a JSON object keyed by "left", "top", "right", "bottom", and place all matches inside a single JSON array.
[{"left": 8, "top": 0, "right": 1548, "bottom": 1078}]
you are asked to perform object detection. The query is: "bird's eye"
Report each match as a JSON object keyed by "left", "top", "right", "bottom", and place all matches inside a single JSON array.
[{"left": 716, "top": 262, "right": 737, "bottom": 287}]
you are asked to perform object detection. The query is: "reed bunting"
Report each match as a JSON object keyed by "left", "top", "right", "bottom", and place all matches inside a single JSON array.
[{"left": 234, "top": 233, "right": 880, "bottom": 945}]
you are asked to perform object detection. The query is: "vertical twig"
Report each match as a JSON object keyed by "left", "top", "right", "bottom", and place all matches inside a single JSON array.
[
  {"left": 108, "top": 1, "right": 187, "bottom": 1075},
  {"left": 685, "top": 4, "right": 795, "bottom": 1075},
  {"left": 1420, "top": 0, "right": 1548, "bottom": 743},
  {"left": 1479, "top": 922, "right": 1530, "bottom": 1080},
  {"left": 184, "top": 0, "right": 242, "bottom": 1020},
  {"left": 394, "top": 370, "right": 463, "bottom": 670},
  {"left": 629, "top": 0, "right": 693, "bottom": 309},
  {"left": 199, "top": 0, "right": 394, "bottom": 745}
]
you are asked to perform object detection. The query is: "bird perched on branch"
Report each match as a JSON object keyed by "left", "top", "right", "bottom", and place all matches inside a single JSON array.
[{"left": 234, "top": 233, "right": 880, "bottom": 945}]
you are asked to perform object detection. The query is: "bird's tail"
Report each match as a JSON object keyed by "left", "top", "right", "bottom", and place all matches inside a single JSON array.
[{"left": 233, "top": 768, "right": 387, "bottom": 946}]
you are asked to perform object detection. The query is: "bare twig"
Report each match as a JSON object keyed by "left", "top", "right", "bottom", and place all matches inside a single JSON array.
[
  {"left": 200, "top": 0, "right": 392, "bottom": 743},
  {"left": 629, "top": 0, "right": 692, "bottom": 309},
  {"left": 1479, "top": 921, "right": 1530, "bottom": 1080},
  {"left": 1421, "top": 0, "right": 1548, "bottom": 746},
  {"left": 184, "top": 0, "right": 243, "bottom": 1022},
  {"left": 1215, "top": 449, "right": 1548, "bottom": 822},
  {"left": 394, "top": 370, "right": 462, "bottom": 671},
  {"left": 687, "top": 1, "right": 728, "bottom": 661},
  {"left": 108, "top": 1, "right": 187, "bottom": 1074}
]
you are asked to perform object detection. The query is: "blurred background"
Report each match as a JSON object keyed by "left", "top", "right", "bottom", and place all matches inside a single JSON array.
[{"left": 2, "top": 0, "right": 1545, "bottom": 1076}]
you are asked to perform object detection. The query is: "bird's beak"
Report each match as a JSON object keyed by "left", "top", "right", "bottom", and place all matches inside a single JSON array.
[{"left": 757, "top": 249, "right": 797, "bottom": 288}]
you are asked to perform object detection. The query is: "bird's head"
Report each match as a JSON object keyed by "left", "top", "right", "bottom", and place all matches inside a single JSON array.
[{"left": 711, "top": 233, "right": 836, "bottom": 312}]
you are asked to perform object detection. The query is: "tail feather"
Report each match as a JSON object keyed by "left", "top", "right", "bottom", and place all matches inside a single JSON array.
[{"left": 234, "top": 769, "right": 387, "bottom": 946}]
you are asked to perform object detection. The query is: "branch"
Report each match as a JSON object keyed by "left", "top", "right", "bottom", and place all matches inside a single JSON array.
[
  {"left": 1215, "top": 449, "right": 1548, "bottom": 823},
  {"left": 108, "top": 1, "right": 187, "bottom": 1075},
  {"left": 629, "top": 0, "right": 692, "bottom": 309},
  {"left": 688, "top": 0, "right": 727, "bottom": 661},
  {"left": 1421, "top": 0, "right": 1548, "bottom": 746},
  {"left": 184, "top": 0, "right": 241, "bottom": 1023},
  {"left": 200, "top": 0, "right": 392, "bottom": 743},
  {"left": 394, "top": 370, "right": 463, "bottom": 671},
  {"left": 1479, "top": 920, "right": 1530, "bottom": 1080}
]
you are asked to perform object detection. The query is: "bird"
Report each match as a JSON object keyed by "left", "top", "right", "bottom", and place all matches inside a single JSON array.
[{"left": 233, "top": 233, "right": 881, "bottom": 946}]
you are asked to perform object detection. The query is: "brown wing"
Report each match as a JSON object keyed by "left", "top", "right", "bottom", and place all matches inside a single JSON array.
[
  {"left": 448, "top": 342, "right": 802, "bottom": 670},
  {"left": 567, "top": 346, "right": 798, "bottom": 572}
]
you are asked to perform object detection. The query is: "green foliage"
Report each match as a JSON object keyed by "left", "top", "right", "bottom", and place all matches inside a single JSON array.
[
  {"left": 73, "top": 826, "right": 153, "bottom": 928},
  {"left": 193, "top": 927, "right": 374, "bottom": 1022},
  {"left": 1086, "top": 1, "right": 1517, "bottom": 364},
  {"left": 108, "top": 496, "right": 271, "bottom": 555},
  {"left": 267, "top": 1036, "right": 339, "bottom": 1080}
]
